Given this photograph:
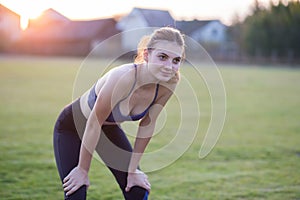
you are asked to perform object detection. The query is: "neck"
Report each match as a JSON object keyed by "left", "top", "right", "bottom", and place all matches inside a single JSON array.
[{"left": 136, "top": 62, "right": 159, "bottom": 87}]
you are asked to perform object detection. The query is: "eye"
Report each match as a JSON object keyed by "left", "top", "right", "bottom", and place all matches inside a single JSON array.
[
  {"left": 173, "top": 57, "right": 181, "bottom": 64},
  {"left": 158, "top": 54, "right": 168, "bottom": 60}
]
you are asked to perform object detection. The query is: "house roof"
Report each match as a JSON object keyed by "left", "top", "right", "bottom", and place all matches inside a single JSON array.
[
  {"left": 0, "top": 4, "right": 20, "bottom": 18},
  {"left": 24, "top": 8, "right": 120, "bottom": 41},
  {"left": 24, "top": 17, "right": 119, "bottom": 41},
  {"left": 63, "top": 19, "right": 119, "bottom": 40},
  {"left": 134, "top": 7, "right": 175, "bottom": 27},
  {"left": 41, "top": 8, "right": 70, "bottom": 22},
  {"left": 176, "top": 19, "right": 221, "bottom": 35},
  {"left": 28, "top": 8, "right": 70, "bottom": 28}
]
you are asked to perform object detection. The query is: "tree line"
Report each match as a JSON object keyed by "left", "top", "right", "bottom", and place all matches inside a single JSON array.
[{"left": 228, "top": 0, "right": 300, "bottom": 63}]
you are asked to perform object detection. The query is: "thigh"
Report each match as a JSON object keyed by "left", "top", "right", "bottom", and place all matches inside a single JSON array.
[
  {"left": 53, "top": 131, "right": 81, "bottom": 183},
  {"left": 53, "top": 130, "right": 87, "bottom": 200},
  {"left": 96, "top": 125, "right": 148, "bottom": 200},
  {"left": 96, "top": 125, "right": 133, "bottom": 172},
  {"left": 53, "top": 104, "right": 87, "bottom": 200}
]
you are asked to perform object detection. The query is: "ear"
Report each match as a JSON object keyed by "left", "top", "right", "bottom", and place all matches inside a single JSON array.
[{"left": 143, "top": 49, "right": 149, "bottom": 62}]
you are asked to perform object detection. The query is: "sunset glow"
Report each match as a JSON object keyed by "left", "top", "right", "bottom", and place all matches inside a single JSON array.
[
  {"left": 20, "top": 12, "right": 43, "bottom": 30},
  {"left": 2, "top": 1, "right": 48, "bottom": 30},
  {"left": 2, "top": 0, "right": 275, "bottom": 29}
]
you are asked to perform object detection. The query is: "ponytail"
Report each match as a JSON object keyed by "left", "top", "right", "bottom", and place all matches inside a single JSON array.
[{"left": 134, "top": 35, "right": 151, "bottom": 64}]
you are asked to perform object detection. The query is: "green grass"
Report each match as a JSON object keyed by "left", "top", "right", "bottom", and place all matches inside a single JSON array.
[{"left": 0, "top": 56, "right": 300, "bottom": 199}]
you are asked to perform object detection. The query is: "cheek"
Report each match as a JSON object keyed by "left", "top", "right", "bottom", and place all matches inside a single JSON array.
[
  {"left": 149, "top": 56, "right": 161, "bottom": 65},
  {"left": 148, "top": 58, "right": 163, "bottom": 69},
  {"left": 148, "top": 63, "right": 161, "bottom": 74},
  {"left": 173, "top": 64, "right": 180, "bottom": 72}
]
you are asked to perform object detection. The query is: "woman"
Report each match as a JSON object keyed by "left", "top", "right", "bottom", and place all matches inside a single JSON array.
[{"left": 53, "top": 27, "right": 185, "bottom": 200}]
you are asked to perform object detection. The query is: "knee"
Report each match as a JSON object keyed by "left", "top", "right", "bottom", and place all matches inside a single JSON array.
[
  {"left": 123, "top": 186, "right": 149, "bottom": 200},
  {"left": 64, "top": 185, "right": 87, "bottom": 200}
]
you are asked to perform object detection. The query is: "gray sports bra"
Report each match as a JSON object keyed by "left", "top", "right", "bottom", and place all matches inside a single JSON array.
[{"left": 87, "top": 64, "right": 159, "bottom": 122}]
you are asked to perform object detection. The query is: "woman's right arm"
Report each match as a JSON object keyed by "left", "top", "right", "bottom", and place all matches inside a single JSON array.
[
  {"left": 63, "top": 67, "right": 132, "bottom": 196},
  {"left": 78, "top": 82, "right": 115, "bottom": 172}
]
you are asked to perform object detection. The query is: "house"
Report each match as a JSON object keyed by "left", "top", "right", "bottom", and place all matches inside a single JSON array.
[
  {"left": 20, "top": 9, "right": 119, "bottom": 56},
  {"left": 176, "top": 19, "right": 227, "bottom": 44},
  {"left": 27, "top": 8, "right": 70, "bottom": 28},
  {"left": 176, "top": 19, "right": 228, "bottom": 60},
  {"left": 0, "top": 4, "right": 21, "bottom": 50},
  {"left": 116, "top": 7, "right": 176, "bottom": 52}
]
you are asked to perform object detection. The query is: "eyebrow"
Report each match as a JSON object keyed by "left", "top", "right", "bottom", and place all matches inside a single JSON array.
[{"left": 158, "top": 52, "right": 182, "bottom": 60}]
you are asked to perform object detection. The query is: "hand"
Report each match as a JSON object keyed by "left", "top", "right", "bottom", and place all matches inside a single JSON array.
[
  {"left": 63, "top": 166, "right": 90, "bottom": 196},
  {"left": 125, "top": 169, "right": 151, "bottom": 193}
]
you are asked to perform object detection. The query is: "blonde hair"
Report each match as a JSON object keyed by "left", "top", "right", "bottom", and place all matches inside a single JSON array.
[{"left": 134, "top": 27, "right": 185, "bottom": 83}]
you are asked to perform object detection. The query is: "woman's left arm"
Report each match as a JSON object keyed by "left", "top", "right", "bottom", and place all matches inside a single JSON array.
[
  {"left": 126, "top": 84, "right": 177, "bottom": 192},
  {"left": 127, "top": 106, "right": 160, "bottom": 173}
]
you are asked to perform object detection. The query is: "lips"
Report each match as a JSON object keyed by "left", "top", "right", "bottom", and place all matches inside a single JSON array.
[
  {"left": 161, "top": 71, "right": 173, "bottom": 77},
  {"left": 161, "top": 68, "right": 174, "bottom": 75}
]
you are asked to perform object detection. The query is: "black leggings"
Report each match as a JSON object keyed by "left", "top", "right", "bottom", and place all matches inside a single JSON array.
[{"left": 53, "top": 100, "right": 148, "bottom": 200}]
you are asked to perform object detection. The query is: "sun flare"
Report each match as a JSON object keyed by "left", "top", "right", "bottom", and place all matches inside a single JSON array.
[
  {"left": 20, "top": 16, "right": 30, "bottom": 30},
  {"left": 20, "top": 10, "right": 44, "bottom": 30},
  {"left": 2, "top": 1, "right": 47, "bottom": 30}
]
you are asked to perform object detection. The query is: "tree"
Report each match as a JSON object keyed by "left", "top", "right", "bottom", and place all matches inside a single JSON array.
[{"left": 229, "top": 0, "right": 300, "bottom": 62}]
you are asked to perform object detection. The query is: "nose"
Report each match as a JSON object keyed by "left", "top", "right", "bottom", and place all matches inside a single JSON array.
[
  {"left": 172, "top": 64, "right": 179, "bottom": 72},
  {"left": 165, "top": 62, "right": 179, "bottom": 72},
  {"left": 164, "top": 60, "right": 173, "bottom": 71}
]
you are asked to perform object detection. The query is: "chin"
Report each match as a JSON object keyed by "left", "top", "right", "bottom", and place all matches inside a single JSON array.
[{"left": 158, "top": 75, "right": 172, "bottom": 82}]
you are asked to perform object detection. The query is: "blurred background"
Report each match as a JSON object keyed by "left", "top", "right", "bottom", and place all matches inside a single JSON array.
[
  {"left": 1, "top": 0, "right": 299, "bottom": 64},
  {"left": 1, "top": 0, "right": 300, "bottom": 199}
]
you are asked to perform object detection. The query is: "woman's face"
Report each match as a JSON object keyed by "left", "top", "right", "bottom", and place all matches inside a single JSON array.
[{"left": 145, "top": 40, "right": 183, "bottom": 82}]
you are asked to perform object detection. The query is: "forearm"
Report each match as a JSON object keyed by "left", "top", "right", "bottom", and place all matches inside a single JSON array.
[
  {"left": 78, "top": 144, "right": 93, "bottom": 172},
  {"left": 128, "top": 122, "right": 154, "bottom": 173},
  {"left": 128, "top": 137, "right": 152, "bottom": 173},
  {"left": 78, "top": 111, "right": 102, "bottom": 172}
]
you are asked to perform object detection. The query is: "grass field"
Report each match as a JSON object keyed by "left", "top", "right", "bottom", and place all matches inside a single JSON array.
[{"left": 0, "top": 56, "right": 300, "bottom": 200}]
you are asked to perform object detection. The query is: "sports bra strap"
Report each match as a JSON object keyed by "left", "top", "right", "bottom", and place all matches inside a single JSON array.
[{"left": 118, "top": 64, "right": 137, "bottom": 102}]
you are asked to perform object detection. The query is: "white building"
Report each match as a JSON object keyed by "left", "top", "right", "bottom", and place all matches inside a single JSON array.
[
  {"left": 176, "top": 19, "right": 227, "bottom": 44},
  {"left": 116, "top": 7, "right": 175, "bottom": 51}
]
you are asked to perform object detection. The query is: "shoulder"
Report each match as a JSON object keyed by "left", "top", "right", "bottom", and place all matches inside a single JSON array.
[
  {"left": 155, "top": 81, "right": 178, "bottom": 105},
  {"left": 96, "top": 63, "right": 136, "bottom": 98},
  {"left": 163, "top": 79, "right": 178, "bottom": 91},
  {"left": 106, "top": 63, "right": 135, "bottom": 83}
]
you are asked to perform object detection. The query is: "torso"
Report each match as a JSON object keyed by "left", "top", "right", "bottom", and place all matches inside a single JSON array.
[{"left": 79, "top": 63, "right": 160, "bottom": 124}]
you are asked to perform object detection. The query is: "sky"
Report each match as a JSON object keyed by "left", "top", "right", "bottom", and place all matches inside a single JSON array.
[{"left": 1, "top": 0, "right": 275, "bottom": 29}]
